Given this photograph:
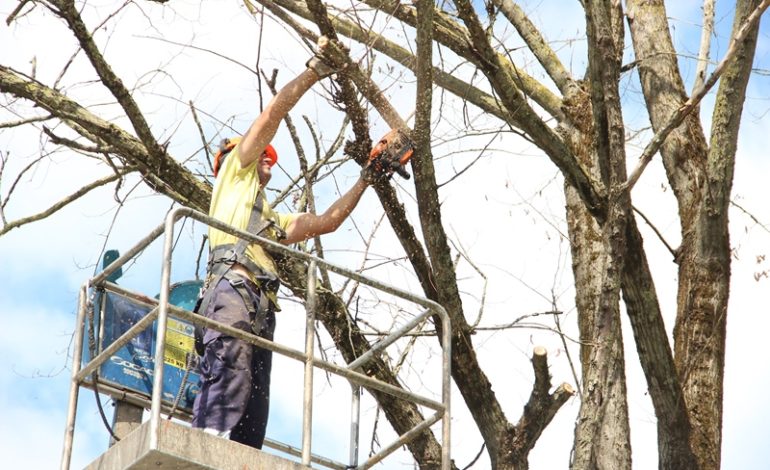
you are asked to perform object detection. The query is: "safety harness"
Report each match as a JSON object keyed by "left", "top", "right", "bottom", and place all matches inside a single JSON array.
[{"left": 194, "top": 187, "right": 285, "bottom": 355}]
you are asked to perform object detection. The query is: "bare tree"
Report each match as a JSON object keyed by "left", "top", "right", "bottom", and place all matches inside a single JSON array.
[{"left": 2, "top": 1, "right": 768, "bottom": 469}]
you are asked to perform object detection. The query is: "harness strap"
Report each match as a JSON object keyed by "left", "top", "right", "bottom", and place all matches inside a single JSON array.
[
  {"left": 208, "top": 245, "right": 274, "bottom": 282},
  {"left": 194, "top": 190, "right": 283, "bottom": 355},
  {"left": 193, "top": 271, "right": 275, "bottom": 356},
  {"left": 228, "top": 276, "right": 272, "bottom": 336}
]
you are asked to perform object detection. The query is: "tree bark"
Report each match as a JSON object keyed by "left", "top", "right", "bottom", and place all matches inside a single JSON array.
[
  {"left": 569, "top": 2, "right": 632, "bottom": 469},
  {"left": 566, "top": 185, "right": 631, "bottom": 470}
]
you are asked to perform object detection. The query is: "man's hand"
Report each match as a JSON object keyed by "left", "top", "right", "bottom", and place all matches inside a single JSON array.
[
  {"left": 361, "top": 129, "right": 414, "bottom": 184},
  {"left": 306, "top": 36, "right": 344, "bottom": 79},
  {"left": 361, "top": 159, "right": 390, "bottom": 185}
]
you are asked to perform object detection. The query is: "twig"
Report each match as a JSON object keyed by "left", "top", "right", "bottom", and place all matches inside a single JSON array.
[
  {"left": 632, "top": 204, "right": 677, "bottom": 258},
  {"left": 189, "top": 101, "right": 212, "bottom": 176},
  {"left": 0, "top": 170, "right": 130, "bottom": 237},
  {"left": 731, "top": 199, "right": 770, "bottom": 234},
  {"left": 5, "top": 0, "right": 33, "bottom": 26},
  {"left": 439, "top": 127, "right": 499, "bottom": 187},
  {"left": 0, "top": 150, "right": 7, "bottom": 224},
  {"left": 551, "top": 295, "right": 582, "bottom": 398},
  {"left": 448, "top": 234, "right": 488, "bottom": 329},
  {"left": 342, "top": 214, "right": 387, "bottom": 309},
  {"left": 461, "top": 442, "right": 486, "bottom": 470},
  {"left": 195, "top": 235, "right": 208, "bottom": 281},
  {"left": 0, "top": 115, "right": 52, "bottom": 129},
  {"left": 692, "top": 0, "right": 715, "bottom": 93},
  {"left": 2, "top": 152, "right": 49, "bottom": 210},
  {"left": 269, "top": 116, "right": 348, "bottom": 208}
]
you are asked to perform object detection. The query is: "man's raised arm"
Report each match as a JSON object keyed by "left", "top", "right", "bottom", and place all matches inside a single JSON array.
[{"left": 238, "top": 37, "right": 339, "bottom": 169}]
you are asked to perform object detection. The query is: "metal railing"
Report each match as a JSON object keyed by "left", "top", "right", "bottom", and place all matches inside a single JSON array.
[{"left": 60, "top": 206, "right": 451, "bottom": 470}]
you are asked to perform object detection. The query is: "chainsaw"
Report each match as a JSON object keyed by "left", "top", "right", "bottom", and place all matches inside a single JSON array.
[{"left": 363, "top": 129, "right": 415, "bottom": 182}]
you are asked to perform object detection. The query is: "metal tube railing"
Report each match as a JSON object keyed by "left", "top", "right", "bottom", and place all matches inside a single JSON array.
[
  {"left": 59, "top": 284, "right": 87, "bottom": 470},
  {"left": 61, "top": 205, "right": 451, "bottom": 470},
  {"left": 147, "top": 204, "right": 179, "bottom": 450},
  {"left": 360, "top": 411, "right": 444, "bottom": 469},
  {"left": 347, "top": 309, "right": 430, "bottom": 371},
  {"left": 349, "top": 385, "right": 361, "bottom": 468},
  {"left": 91, "top": 222, "right": 167, "bottom": 286},
  {"left": 99, "top": 282, "right": 445, "bottom": 411},
  {"left": 302, "top": 260, "right": 317, "bottom": 465},
  {"left": 264, "top": 437, "right": 347, "bottom": 470}
]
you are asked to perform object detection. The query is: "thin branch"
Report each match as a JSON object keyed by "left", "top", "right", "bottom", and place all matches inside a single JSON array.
[
  {"left": 632, "top": 204, "right": 677, "bottom": 258},
  {"left": 341, "top": 213, "right": 387, "bottom": 305},
  {"left": 360, "top": 323, "right": 582, "bottom": 343},
  {"left": 448, "top": 235, "right": 488, "bottom": 329},
  {"left": 0, "top": 169, "right": 131, "bottom": 237},
  {"left": 5, "top": 0, "right": 33, "bottom": 26},
  {"left": 693, "top": 0, "right": 716, "bottom": 93},
  {"left": 189, "top": 101, "right": 212, "bottom": 176},
  {"left": 731, "top": 199, "right": 770, "bottom": 234},
  {"left": 461, "top": 442, "right": 486, "bottom": 470},
  {"left": 0, "top": 115, "right": 52, "bottom": 129},
  {"left": 552, "top": 299, "right": 582, "bottom": 398},
  {"left": 0, "top": 151, "right": 6, "bottom": 224},
  {"left": 2, "top": 151, "right": 48, "bottom": 211},
  {"left": 439, "top": 129, "right": 498, "bottom": 187},
  {"left": 137, "top": 34, "right": 259, "bottom": 79}
]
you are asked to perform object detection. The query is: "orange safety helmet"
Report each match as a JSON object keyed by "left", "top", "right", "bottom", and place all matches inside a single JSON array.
[{"left": 213, "top": 137, "right": 278, "bottom": 177}]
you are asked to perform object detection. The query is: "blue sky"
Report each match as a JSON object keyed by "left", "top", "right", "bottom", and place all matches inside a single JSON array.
[{"left": 1, "top": 1, "right": 770, "bottom": 469}]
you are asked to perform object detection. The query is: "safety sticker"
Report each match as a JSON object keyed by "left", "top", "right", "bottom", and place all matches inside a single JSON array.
[{"left": 164, "top": 318, "right": 195, "bottom": 368}]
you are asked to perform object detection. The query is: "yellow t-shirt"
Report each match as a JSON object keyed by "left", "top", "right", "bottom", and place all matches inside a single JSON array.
[{"left": 208, "top": 145, "right": 297, "bottom": 280}]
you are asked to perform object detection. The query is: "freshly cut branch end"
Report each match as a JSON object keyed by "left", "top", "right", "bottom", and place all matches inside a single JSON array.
[{"left": 558, "top": 382, "right": 575, "bottom": 396}]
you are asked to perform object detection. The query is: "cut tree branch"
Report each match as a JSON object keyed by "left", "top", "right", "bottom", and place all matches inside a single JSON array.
[{"left": 509, "top": 346, "right": 575, "bottom": 466}]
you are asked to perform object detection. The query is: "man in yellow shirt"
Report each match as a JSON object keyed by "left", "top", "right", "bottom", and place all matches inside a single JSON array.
[{"left": 191, "top": 40, "right": 373, "bottom": 449}]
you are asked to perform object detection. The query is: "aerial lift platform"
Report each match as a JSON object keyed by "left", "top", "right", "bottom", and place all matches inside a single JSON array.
[{"left": 61, "top": 206, "right": 451, "bottom": 470}]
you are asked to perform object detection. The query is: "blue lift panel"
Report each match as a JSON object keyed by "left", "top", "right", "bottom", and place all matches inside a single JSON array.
[{"left": 82, "top": 279, "right": 203, "bottom": 414}]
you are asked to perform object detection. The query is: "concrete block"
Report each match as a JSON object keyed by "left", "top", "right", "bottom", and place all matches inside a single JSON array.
[{"left": 85, "top": 420, "right": 310, "bottom": 470}]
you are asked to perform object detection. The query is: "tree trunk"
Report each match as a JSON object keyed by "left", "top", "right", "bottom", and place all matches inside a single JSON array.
[
  {"left": 620, "top": 217, "right": 698, "bottom": 469},
  {"left": 627, "top": 1, "right": 762, "bottom": 468},
  {"left": 566, "top": 185, "right": 631, "bottom": 470}
]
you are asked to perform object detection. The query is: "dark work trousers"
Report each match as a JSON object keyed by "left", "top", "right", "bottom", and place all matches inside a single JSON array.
[{"left": 191, "top": 276, "right": 276, "bottom": 449}]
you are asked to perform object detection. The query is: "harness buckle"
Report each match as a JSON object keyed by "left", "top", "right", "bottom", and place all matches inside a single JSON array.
[
  {"left": 208, "top": 247, "right": 238, "bottom": 269},
  {"left": 254, "top": 275, "right": 280, "bottom": 293}
]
